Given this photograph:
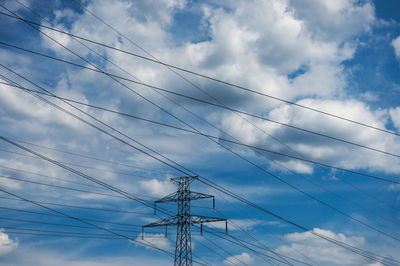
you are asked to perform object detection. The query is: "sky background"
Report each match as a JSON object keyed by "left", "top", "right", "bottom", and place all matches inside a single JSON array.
[{"left": 0, "top": 0, "right": 400, "bottom": 265}]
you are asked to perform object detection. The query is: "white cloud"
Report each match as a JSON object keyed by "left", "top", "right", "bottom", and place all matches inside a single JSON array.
[
  {"left": 223, "top": 252, "right": 254, "bottom": 265},
  {"left": 134, "top": 233, "right": 172, "bottom": 251},
  {"left": 221, "top": 98, "right": 400, "bottom": 174},
  {"left": 0, "top": 230, "right": 18, "bottom": 256},
  {"left": 139, "top": 177, "right": 176, "bottom": 197},
  {"left": 276, "top": 228, "right": 399, "bottom": 266},
  {"left": 392, "top": 36, "right": 400, "bottom": 58},
  {"left": 206, "top": 219, "right": 261, "bottom": 231},
  {"left": 287, "top": 0, "right": 374, "bottom": 42},
  {"left": 366, "top": 262, "right": 384, "bottom": 266},
  {"left": 2, "top": 0, "right": 400, "bottom": 263},
  {"left": 389, "top": 107, "right": 400, "bottom": 131},
  {"left": 9, "top": 0, "right": 382, "bottom": 180},
  {"left": 360, "top": 91, "right": 379, "bottom": 102},
  {"left": 276, "top": 228, "right": 366, "bottom": 265},
  {"left": 0, "top": 244, "right": 168, "bottom": 266}
]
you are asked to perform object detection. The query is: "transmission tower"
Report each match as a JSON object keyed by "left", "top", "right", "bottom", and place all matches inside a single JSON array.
[{"left": 142, "top": 175, "right": 227, "bottom": 266}]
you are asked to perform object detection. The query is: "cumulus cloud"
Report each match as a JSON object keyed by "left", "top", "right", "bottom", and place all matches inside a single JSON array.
[
  {"left": 223, "top": 252, "right": 254, "bottom": 265},
  {"left": 0, "top": 230, "right": 18, "bottom": 256},
  {"left": 389, "top": 107, "right": 400, "bottom": 131},
  {"left": 206, "top": 219, "right": 261, "bottom": 231},
  {"left": 276, "top": 228, "right": 366, "bottom": 265},
  {"left": 0, "top": 245, "right": 168, "bottom": 266},
  {"left": 139, "top": 177, "right": 176, "bottom": 197},
  {"left": 134, "top": 233, "right": 172, "bottom": 251},
  {"left": 221, "top": 98, "right": 400, "bottom": 174},
  {"left": 276, "top": 228, "right": 399, "bottom": 266},
  {"left": 2, "top": 0, "right": 400, "bottom": 263},
  {"left": 19, "top": 0, "right": 387, "bottom": 180},
  {"left": 392, "top": 36, "right": 400, "bottom": 58}
]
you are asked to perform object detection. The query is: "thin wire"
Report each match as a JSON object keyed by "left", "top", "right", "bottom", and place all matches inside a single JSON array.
[
  {"left": 2, "top": 82, "right": 398, "bottom": 188},
  {"left": 5, "top": 138, "right": 171, "bottom": 175},
  {"left": 1, "top": 76, "right": 396, "bottom": 259},
  {"left": 0, "top": 209, "right": 145, "bottom": 228},
  {"left": 0, "top": 195, "right": 150, "bottom": 215},
  {"left": 0, "top": 187, "right": 178, "bottom": 261},
  {"left": 0, "top": 136, "right": 180, "bottom": 218},
  {"left": 3, "top": 71, "right": 400, "bottom": 237},
  {"left": 1, "top": 42, "right": 399, "bottom": 159},
  {"left": 0, "top": 147, "right": 165, "bottom": 182},
  {"left": 4, "top": 3, "right": 399, "bottom": 221},
  {"left": 3, "top": 7, "right": 400, "bottom": 262},
  {"left": 0, "top": 174, "right": 148, "bottom": 201},
  {"left": 0, "top": 164, "right": 108, "bottom": 190},
  {"left": 2, "top": 68, "right": 396, "bottom": 264},
  {"left": 2, "top": 10, "right": 397, "bottom": 139},
  {"left": 5, "top": 70, "right": 399, "bottom": 245},
  {"left": 197, "top": 177, "right": 400, "bottom": 265},
  {"left": 213, "top": 193, "right": 319, "bottom": 266}
]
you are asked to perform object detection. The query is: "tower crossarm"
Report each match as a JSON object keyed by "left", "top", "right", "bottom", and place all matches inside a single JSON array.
[
  {"left": 155, "top": 191, "right": 214, "bottom": 204},
  {"left": 142, "top": 215, "right": 226, "bottom": 228},
  {"left": 189, "top": 215, "right": 227, "bottom": 225},
  {"left": 142, "top": 215, "right": 180, "bottom": 228},
  {"left": 141, "top": 176, "right": 227, "bottom": 265}
]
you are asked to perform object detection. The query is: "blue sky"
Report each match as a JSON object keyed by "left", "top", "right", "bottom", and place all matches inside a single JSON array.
[{"left": 0, "top": 0, "right": 400, "bottom": 265}]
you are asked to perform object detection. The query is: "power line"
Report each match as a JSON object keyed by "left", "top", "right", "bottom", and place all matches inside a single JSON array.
[
  {"left": 0, "top": 136, "right": 179, "bottom": 217},
  {"left": 3, "top": 31, "right": 400, "bottom": 241},
  {"left": 65, "top": 0, "right": 305, "bottom": 186},
  {"left": 2, "top": 68, "right": 396, "bottom": 266},
  {"left": 0, "top": 69, "right": 189, "bottom": 177},
  {"left": 0, "top": 9, "right": 396, "bottom": 262},
  {"left": 142, "top": 176, "right": 228, "bottom": 266},
  {"left": 0, "top": 196, "right": 149, "bottom": 215},
  {"left": 197, "top": 177, "right": 400, "bottom": 265},
  {"left": 0, "top": 174, "right": 147, "bottom": 201},
  {"left": 0, "top": 187, "right": 179, "bottom": 263},
  {"left": 1, "top": 10, "right": 397, "bottom": 139},
  {"left": 5, "top": 66, "right": 399, "bottom": 246},
  {"left": 0, "top": 217, "right": 142, "bottom": 231},
  {"left": 1, "top": 76, "right": 398, "bottom": 264},
  {"left": 0, "top": 147, "right": 165, "bottom": 183},
  {"left": 3, "top": 81, "right": 399, "bottom": 227},
  {"left": 0, "top": 164, "right": 109, "bottom": 190},
  {"left": 2, "top": 82, "right": 399, "bottom": 186},
  {"left": 0, "top": 14, "right": 310, "bottom": 264},
  {"left": 0, "top": 205, "right": 149, "bottom": 226},
  {"left": 5, "top": 196, "right": 305, "bottom": 265},
  {"left": 0, "top": 4, "right": 199, "bottom": 178},
  {"left": 5, "top": 138, "right": 172, "bottom": 175},
  {"left": 5, "top": 6, "right": 399, "bottom": 242},
  {"left": 1, "top": 42, "right": 399, "bottom": 160},
  {"left": 11, "top": 0, "right": 399, "bottom": 227}
]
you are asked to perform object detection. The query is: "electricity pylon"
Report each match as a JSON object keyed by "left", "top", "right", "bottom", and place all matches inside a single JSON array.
[{"left": 142, "top": 176, "right": 227, "bottom": 266}]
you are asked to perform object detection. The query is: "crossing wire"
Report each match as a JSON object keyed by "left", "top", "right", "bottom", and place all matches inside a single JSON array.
[
  {"left": 1, "top": 7, "right": 398, "bottom": 264},
  {"left": 0, "top": 77, "right": 296, "bottom": 266},
  {"left": 4, "top": 65, "right": 400, "bottom": 245},
  {"left": 1, "top": 80, "right": 398, "bottom": 264},
  {"left": 0, "top": 195, "right": 150, "bottom": 215},
  {"left": 1, "top": 41, "right": 399, "bottom": 160},
  {"left": 2, "top": 82, "right": 399, "bottom": 186},
  {"left": 0, "top": 147, "right": 166, "bottom": 183},
  {"left": 2, "top": 80, "right": 398, "bottom": 265},
  {"left": 3, "top": 82, "right": 399, "bottom": 228},
  {"left": 0, "top": 188, "right": 182, "bottom": 264},
  {"left": 2, "top": 58, "right": 396, "bottom": 266},
  {"left": 0, "top": 207, "right": 147, "bottom": 228},
  {"left": 1, "top": 9, "right": 398, "bottom": 139},
  {"left": 7, "top": 0, "right": 400, "bottom": 229}
]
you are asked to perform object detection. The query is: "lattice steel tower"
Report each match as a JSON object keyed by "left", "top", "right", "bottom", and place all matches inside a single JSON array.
[{"left": 142, "top": 176, "right": 227, "bottom": 266}]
